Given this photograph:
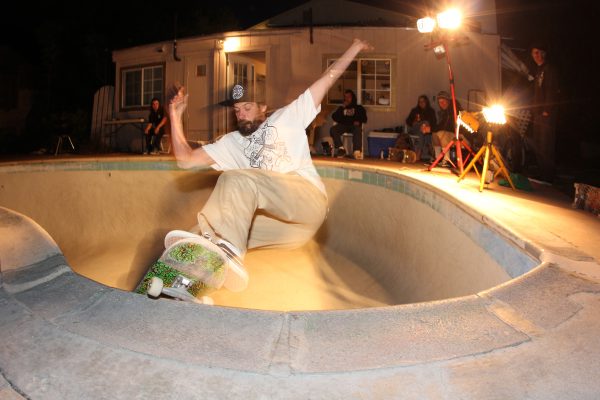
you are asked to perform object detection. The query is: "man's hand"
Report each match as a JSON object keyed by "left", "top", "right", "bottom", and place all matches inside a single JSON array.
[
  {"left": 169, "top": 85, "right": 188, "bottom": 120},
  {"left": 352, "top": 38, "right": 374, "bottom": 52},
  {"left": 310, "top": 38, "right": 374, "bottom": 108}
]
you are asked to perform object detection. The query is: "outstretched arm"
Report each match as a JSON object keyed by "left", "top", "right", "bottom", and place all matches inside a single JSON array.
[
  {"left": 168, "top": 86, "right": 215, "bottom": 169},
  {"left": 309, "top": 39, "right": 373, "bottom": 108}
]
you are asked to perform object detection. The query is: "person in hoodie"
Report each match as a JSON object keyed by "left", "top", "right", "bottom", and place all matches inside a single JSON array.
[{"left": 329, "top": 89, "right": 368, "bottom": 157}]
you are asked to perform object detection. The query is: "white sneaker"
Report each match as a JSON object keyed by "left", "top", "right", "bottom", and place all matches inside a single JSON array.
[{"left": 213, "top": 238, "right": 248, "bottom": 292}]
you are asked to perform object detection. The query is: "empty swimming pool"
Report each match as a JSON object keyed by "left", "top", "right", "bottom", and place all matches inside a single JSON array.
[
  {"left": 3, "top": 157, "right": 600, "bottom": 399},
  {"left": 0, "top": 158, "right": 538, "bottom": 310}
]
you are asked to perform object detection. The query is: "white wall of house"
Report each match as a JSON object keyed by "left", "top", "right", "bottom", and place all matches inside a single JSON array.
[{"left": 112, "top": 26, "right": 500, "bottom": 150}]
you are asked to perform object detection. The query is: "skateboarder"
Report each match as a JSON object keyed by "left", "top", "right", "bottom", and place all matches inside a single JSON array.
[{"left": 167, "top": 39, "right": 373, "bottom": 292}]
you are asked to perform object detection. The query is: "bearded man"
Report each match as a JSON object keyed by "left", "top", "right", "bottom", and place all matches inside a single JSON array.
[{"left": 165, "top": 39, "right": 372, "bottom": 294}]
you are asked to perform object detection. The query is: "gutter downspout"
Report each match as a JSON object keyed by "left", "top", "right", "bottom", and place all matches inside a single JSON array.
[
  {"left": 173, "top": 39, "right": 181, "bottom": 62},
  {"left": 173, "top": 13, "right": 181, "bottom": 62}
]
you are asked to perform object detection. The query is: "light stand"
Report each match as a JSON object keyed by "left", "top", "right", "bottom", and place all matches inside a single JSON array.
[
  {"left": 417, "top": 10, "right": 474, "bottom": 175},
  {"left": 426, "top": 42, "right": 475, "bottom": 174},
  {"left": 457, "top": 107, "right": 516, "bottom": 192}
]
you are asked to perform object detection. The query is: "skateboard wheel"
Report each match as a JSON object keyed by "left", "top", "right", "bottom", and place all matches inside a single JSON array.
[
  {"left": 223, "top": 262, "right": 249, "bottom": 292},
  {"left": 147, "top": 277, "right": 164, "bottom": 297}
]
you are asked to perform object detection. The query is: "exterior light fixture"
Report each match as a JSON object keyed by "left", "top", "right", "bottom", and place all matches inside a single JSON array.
[
  {"left": 223, "top": 37, "right": 241, "bottom": 53},
  {"left": 437, "top": 8, "right": 462, "bottom": 30},
  {"left": 417, "top": 17, "right": 436, "bottom": 33}
]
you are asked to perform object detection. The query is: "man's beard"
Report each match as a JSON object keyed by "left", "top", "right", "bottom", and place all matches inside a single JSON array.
[{"left": 237, "top": 118, "right": 265, "bottom": 136}]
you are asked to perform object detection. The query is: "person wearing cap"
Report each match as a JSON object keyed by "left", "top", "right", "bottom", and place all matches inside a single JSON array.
[
  {"left": 529, "top": 42, "right": 559, "bottom": 182},
  {"left": 330, "top": 89, "right": 367, "bottom": 158},
  {"left": 165, "top": 39, "right": 373, "bottom": 295},
  {"left": 431, "top": 90, "right": 467, "bottom": 167}
]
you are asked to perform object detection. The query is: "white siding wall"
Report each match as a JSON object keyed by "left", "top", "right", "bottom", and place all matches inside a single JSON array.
[{"left": 112, "top": 27, "right": 500, "bottom": 147}]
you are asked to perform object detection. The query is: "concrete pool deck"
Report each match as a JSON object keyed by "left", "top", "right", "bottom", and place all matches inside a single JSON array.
[{"left": 1, "top": 154, "right": 599, "bottom": 399}]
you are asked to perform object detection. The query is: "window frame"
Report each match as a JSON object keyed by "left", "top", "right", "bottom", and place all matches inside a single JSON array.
[
  {"left": 325, "top": 57, "right": 393, "bottom": 109},
  {"left": 119, "top": 63, "right": 165, "bottom": 111}
]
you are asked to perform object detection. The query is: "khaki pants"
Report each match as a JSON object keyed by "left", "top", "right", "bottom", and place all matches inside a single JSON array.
[
  {"left": 433, "top": 130, "right": 471, "bottom": 160},
  {"left": 433, "top": 130, "right": 471, "bottom": 147},
  {"left": 196, "top": 169, "right": 327, "bottom": 256}
]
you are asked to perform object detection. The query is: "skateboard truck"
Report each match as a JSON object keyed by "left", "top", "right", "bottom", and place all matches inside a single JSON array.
[{"left": 147, "top": 275, "right": 213, "bottom": 305}]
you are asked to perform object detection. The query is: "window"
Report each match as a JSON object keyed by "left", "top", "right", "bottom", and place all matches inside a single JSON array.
[
  {"left": 121, "top": 64, "right": 164, "bottom": 109},
  {"left": 232, "top": 62, "right": 254, "bottom": 91},
  {"left": 360, "top": 59, "right": 391, "bottom": 106},
  {"left": 326, "top": 58, "right": 392, "bottom": 107}
]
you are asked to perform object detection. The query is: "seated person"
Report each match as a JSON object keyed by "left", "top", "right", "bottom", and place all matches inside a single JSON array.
[
  {"left": 405, "top": 95, "right": 437, "bottom": 161},
  {"left": 432, "top": 90, "right": 470, "bottom": 166},
  {"left": 311, "top": 106, "right": 335, "bottom": 156},
  {"left": 330, "top": 89, "right": 367, "bottom": 157},
  {"left": 144, "top": 97, "right": 168, "bottom": 155}
]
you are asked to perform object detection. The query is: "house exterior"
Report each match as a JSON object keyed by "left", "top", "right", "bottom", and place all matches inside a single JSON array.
[{"left": 110, "top": 1, "right": 501, "bottom": 152}]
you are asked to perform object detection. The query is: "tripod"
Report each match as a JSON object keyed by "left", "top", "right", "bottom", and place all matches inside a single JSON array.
[
  {"left": 427, "top": 43, "right": 474, "bottom": 174},
  {"left": 457, "top": 130, "right": 515, "bottom": 192},
  {"left": 428, "top": 122, "right": 475, "bottom": 173}
]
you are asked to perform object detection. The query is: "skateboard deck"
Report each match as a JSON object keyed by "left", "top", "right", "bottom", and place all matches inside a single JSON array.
[{"left": 136, "top": 238, "right": 227, "bottom": 303}]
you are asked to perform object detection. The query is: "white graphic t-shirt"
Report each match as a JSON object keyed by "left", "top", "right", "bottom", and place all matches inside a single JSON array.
[{"left": 203, "top": 89, "right": 326, "bottom": 195}]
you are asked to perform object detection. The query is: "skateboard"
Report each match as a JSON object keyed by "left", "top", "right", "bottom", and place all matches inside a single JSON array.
[
  {"left": 136, "top": 231, "right": 249, "bottom": 303},
  {"left": 136, "top": 236, "right": 228, "bottom": 304}
]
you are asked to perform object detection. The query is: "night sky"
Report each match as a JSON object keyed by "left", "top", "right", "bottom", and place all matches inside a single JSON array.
[{"left": 1, "top": 0, "right": 595, "bottom": 161}]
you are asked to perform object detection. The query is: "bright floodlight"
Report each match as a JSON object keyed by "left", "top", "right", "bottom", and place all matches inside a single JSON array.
[
  {"left": 223, "top": 37, "right": 241, "bottom": 52},
  {"left": 417, "top": 17, "right": 436, "bottom": 33},
  {"left": 482, "top": 105, "right": 507, "bottom": 125},
  {"left": 437, "top": 9, "right": 462, "bottom": 30}
]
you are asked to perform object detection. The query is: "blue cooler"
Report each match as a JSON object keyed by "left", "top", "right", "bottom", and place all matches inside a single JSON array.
[{"left": 368, "top": 131, "right": 398, "bottom": 158}]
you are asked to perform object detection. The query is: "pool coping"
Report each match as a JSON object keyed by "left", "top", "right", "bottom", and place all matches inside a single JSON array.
[{"left": 1, "top": 158, "right": 600, "bottom": 398}]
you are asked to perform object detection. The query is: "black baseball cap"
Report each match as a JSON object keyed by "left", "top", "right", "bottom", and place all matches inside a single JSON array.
[
  {"left": 219, "top": 82, "right": 266, "bottom": 107},
  {"left": 437, "top": 90, "right": 451, "bottom": 100}
]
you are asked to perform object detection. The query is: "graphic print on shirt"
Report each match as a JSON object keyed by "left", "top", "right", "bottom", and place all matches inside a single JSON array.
[{"left": 243, "top": 120, "right": 291, "bottom": 170}]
